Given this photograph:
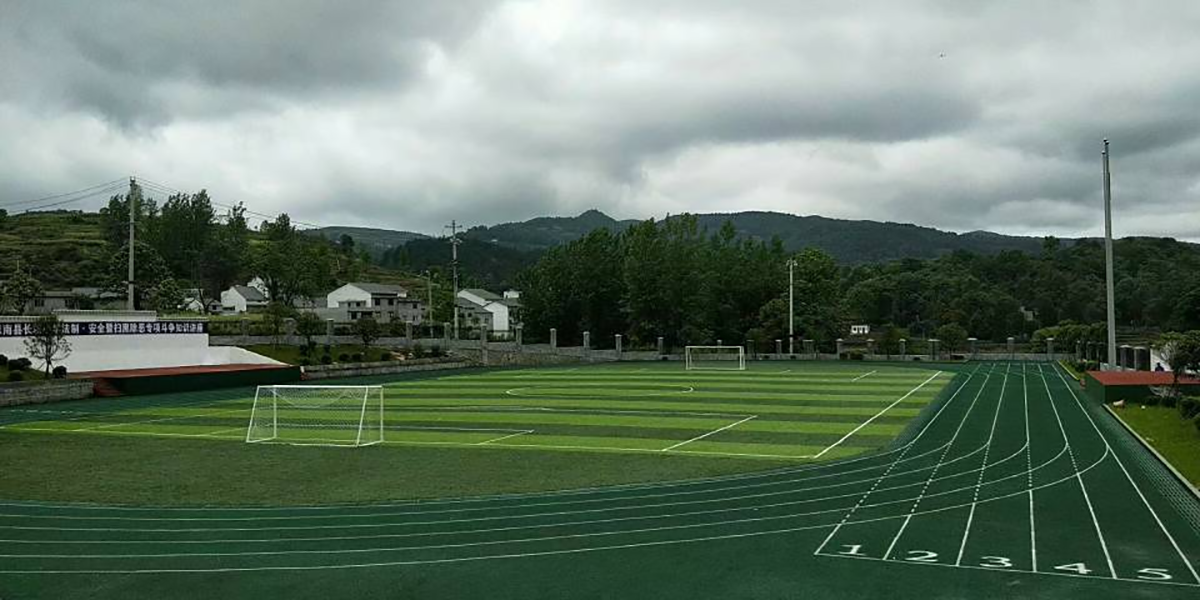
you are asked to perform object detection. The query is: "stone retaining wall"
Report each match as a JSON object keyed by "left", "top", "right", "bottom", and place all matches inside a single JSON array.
[
  {"left": 302, "top": 359, "right": 473, "bottom": 380},
  {"left": 0, "top": 379, "right": 93, "bottom": 407}
]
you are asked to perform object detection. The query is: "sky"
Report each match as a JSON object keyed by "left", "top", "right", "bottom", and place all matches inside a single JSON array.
[{"left": 2, "top": 1, "right": 1199, "bottom": 240}]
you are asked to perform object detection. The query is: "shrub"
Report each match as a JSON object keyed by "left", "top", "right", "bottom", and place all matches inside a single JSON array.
[
  {"left": 1142, "top": 393, "right": 1161, "bottom": 407},
  {"left": 337, "top": 353, "right": 350, "bottom": 362},
  {"left": 1161, "top": 394, "right": 1178, "bottom": 408},
  {"left": 321, "top": 354, "right": 333, "bottom": 365},
  {"left": 1194, "top": 415, "right": 1200, "bottom": 435},
  {"left": 0, "top": 354, "right": 7, "bottom": 365},
  {"left": 351, "top": 353, "right": 363, "bottom": 362},
  {"left": 52, "top": 365, "right": 67, "bottom": 379},
  {"left": 299, "top": 358, "right": 312, "bottom": 367},
  {"left": 848, "top": 351, "right": 864, "bottom": 361},
  {"left": 7, "top": 358, "right": 26, "bottom": 372},
  {"left": 7, "top": 371, "right": 23, "bottom": 382},
  {"left": 18, "top": 357, "right": 31, "bottom": 369},
  {"left": 1179, "top": 397, "right": 1200, "bottom": 420}
]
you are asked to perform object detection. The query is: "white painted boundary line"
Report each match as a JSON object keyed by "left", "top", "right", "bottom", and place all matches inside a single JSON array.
[
  {"left": 1050, "top": 364, "right": 1200, "bottom": 585},
  {"left": 955, "top": 363, "right": 1008, "bottom": 565},
  {"left": 1036, "top": 363, "right": 1116, "bottom": 579},
  {"left": 813, "top": 371, "right": 943, "bottom": 459},
  {"left": 851, "top": 370, "right": 877, "bottom": 382},
  {"left": 661, "top": 416, "right": 758, "bottom": 452},
  {"left": 1024, "top": 362, "right": 1038, "bottom": 572},
  {"left": 78, "top": 408, "right": 248, "bottom": 432},
  {"left": 475, "top": 431, "right": 533, "bottom": 446}
]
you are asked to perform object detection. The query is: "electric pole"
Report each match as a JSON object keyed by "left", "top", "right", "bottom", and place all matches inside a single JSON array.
[
  {"left": 423, "top": 269, "right": 435, "bottom": 331},
  {"left": 787, "top": 257, "right": 797, "bottom": 355},
  {"left": 1102, "top": 139, "right": 1117, "bottom": 369},
  {"left": 127, "top": 177, "right": 138, "bottom": 311},
  {"left": 445, "top": 220, "right": 461, "bottom": 339}
]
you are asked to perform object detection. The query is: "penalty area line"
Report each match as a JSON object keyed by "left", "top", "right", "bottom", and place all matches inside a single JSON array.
[
  {"left": 813, "top": 370, "right": 942, "bottom": 459},
  {"left": 475, "top": 431, "right": 534, "bottom": 445},
  {"left": 851, "top": 370, "right": 877, "bottom": 382},
  {"left": 660, "top": 415, "right": 758, "bottom": 452}
]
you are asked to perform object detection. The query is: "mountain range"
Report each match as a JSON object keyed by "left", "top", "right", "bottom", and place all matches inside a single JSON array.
[{"left": 309, "top": 209, "right": 1057, "bottom": 265}]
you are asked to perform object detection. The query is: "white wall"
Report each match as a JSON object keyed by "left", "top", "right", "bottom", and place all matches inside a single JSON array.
[
  {"left": 220, "top": 288, "right": 248, "bottom": 313},
  {"left": 327, "top": 284, "right": 370, "bottom": 308},
  {"left": 0, "top": 312, "right": 279, "bottom": 373}
]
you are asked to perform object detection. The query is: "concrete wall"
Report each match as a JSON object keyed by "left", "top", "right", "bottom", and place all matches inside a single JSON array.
[
  {"left": 0, "top": 379, "right": 93, "bottom": 407},
  {"left": 302, "top": 358, "right": 472, "bottom": 380}
]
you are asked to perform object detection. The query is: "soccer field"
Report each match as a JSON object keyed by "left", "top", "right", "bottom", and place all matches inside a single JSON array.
[
  {"left": 0, "top": 362, "right": 947, "bottom": 461},
  {"left": 1, "top": 361, "right": 1199, "bottom": 599}
]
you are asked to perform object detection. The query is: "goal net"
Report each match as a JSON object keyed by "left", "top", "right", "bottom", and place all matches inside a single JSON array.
[
  {"left": 246, "top": 385, "right": 385, "bottom": 447},
  {"left": 685, "top": 346, "right": 746, "bottom": 371}
]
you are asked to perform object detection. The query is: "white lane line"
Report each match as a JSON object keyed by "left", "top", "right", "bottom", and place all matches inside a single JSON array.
[
  {"left": 1036, "top": 362, "right": 1116, "bottom": 580},
  {"left": 1024, "top": 362, "right": 1037, "bottom": 572},
  {"left": 815, "top": 364, "right": 984, "bottom": 556},
  {"left": 661, "top": 416, "right": 758, "bottom": 452},
  {"left": 475, "top": 431, "right": 533, "bottom": 446},
  {"left": 851, "top": 370, "right": 877, "bottom": 382},
  {"left": 1049, "top": 363, "right": 1200, "bottom": 585},
  {"left": 955, "top": 363, "right": 1009, "bottom": 565},
  {"left": 813, "top": 371, "right": 943, "bottom": 459},
  {"left": 882, "top": 364, "right": 996, "bottom": 560}
]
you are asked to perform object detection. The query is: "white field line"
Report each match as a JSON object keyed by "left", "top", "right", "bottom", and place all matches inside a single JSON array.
[
  {"left": 851, "top": 370, "right": 877, "bottom": 382},
  {"left": 813, "top": 371, "right": 943, "bottom": 459},
  {"left": 9, "top": 427, "right": 243, "bottom": 441},
  {"left": 475, "top": 431, "right": 534, "bottom": 446},
  {"left": 78, "top": 408, "right": 248, "bottom": 432},
  {"left": 1049, "top": 363, "right": 1200, "bottom": 585},
  {"left": 813, "top": 364, "right": 984, "bottom": 555},
  {"left": 955, "top": 363, "right": 1009, "bottom": 565},
  {"left": 1024, "top": 362, "right": 1037, "bottom": 572},
  {"left": 660, "top": 416, "right": 758, "bottom": 452},
  {"left": 881, "top": 364, "right": 996, "bottom": 559},
  {"left": 1035, "top": 362, "right": 1116, "bottom": 580}
]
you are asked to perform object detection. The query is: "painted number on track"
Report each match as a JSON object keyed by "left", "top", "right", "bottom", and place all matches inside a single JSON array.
[
  {"left": 838, "top": 545, "right": 865, "bottom": 556},
  {"left": 980, "top": 556, "right": 1013, "bottom": 569},
  {"left": 1135, "top": 568, "right": 1172, "bottom": 581},
  {"left": 1054, "top": 563, "right": 1093, "bottom": 575},
  {"left": 904, "top": 550, "right": 938, "bottom": 563}
]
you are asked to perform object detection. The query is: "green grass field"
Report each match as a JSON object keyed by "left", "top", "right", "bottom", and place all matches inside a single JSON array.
[
  {"left": 0, "top": 362, "right": 947, "bottom": 505},
  {"left": 2, "top": 361, "right": 1199, "bottom": 600},
  {"left": 1113, "top": 405, "right": 1200, "bottom": 486}
]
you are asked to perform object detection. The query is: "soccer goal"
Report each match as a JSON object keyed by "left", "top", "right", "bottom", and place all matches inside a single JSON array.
[
  {"left": 246, "top": 385, "right": 385, "bottom": 447},
  {"left": 685, "top": 346, "right": 746, "bottom": 371}
]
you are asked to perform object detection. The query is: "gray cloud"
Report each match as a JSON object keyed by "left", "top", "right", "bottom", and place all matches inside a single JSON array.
[{"left": 1, "top": 0, "right": 1199, "bottom": 241}]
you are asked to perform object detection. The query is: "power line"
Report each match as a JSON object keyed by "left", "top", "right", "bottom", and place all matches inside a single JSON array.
[
  {"left": 0, "top": 178, "right": 127, "bottom": 209},
  {"left": 11, "top": 182, "right": 128, "bottom": 213},
  {"left": 134, "top": 177, "right": 328, "bottom": 230}
]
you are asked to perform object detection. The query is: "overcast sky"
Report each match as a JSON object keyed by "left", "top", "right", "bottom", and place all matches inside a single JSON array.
[{"left": 3, "top": 1, "right": 1199, "bottom": 240}]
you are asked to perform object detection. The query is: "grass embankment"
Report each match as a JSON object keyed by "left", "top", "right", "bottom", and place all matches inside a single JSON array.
[
  {"left": 243, "top": 344, "right": 393, "bottom": 365},
  {"left": 0, "top": 366, "right": 47, "bottom": 382},
  {"left": 1113, "top": 405, "right": 1200, "bottom": 487},
  {"left": 0, "top": 432, "right": 786, "bottom": 506}
]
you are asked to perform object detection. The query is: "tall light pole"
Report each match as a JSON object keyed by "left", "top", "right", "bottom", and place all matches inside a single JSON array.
[
  {"left": 444, "top": 220, "right": 461, "bottom": 339},
  {"left": 787, "top": 258, "right": 797, "bottom": 354},
  {"left": 1102, "top": 139, "right": 1117, "bottom": 369},
  {"left": 423, "top": 269, "right": 435, "bottom": 330},
  {"left": 126, "top": 177, "right": 138, "bottom": 311}
]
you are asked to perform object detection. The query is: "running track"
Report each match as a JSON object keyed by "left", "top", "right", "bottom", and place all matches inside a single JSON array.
[{"left": 1, "top": 362, "right": 1198, "bottom": 599}]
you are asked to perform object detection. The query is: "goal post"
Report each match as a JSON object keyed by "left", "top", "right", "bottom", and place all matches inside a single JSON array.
[
  {"left": 685, "top": 346, "right": 746, "bottom": 371},
  {"left": 246, "top": 385, "right": 385, "bottom": 447}
]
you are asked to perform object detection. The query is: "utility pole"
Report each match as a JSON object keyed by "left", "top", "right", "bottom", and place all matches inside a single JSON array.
[
  {"left": 444, "top": 220, "right": 461, "bottom": 339},
  {"left": 787, "top": 257, "right": 797, "bottom": 354},
  {"left": 1102, "top": 139, "right": 1117, "bottom": 370},
  {"left": 423, "top": 269, "right": 435, "bottom": 331},
  {"left": 127, "top": 177, "right": 138, "bottom": 311}
]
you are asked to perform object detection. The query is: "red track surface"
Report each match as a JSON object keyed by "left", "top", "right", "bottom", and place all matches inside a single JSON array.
[
  {"left": 1086, "top": 370, "right": 1200, "bottom": 386},
  {"left": 70, "top": 363, "right": 288, "bottom": 379}
]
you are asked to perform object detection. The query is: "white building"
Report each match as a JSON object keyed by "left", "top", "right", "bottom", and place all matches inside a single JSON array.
[
  {"left": 456, "top": 289, "right": 521, "bottom": 333},
  {"left": 326, "top": 283, "right": 424, "bottom": 323},
  {"left": 220, "top": 285, "right": 268, "bottom": 313}
]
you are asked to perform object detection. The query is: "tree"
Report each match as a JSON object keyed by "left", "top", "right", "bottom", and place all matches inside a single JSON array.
[
  {"left": 1155, "top": 331, "right": 1200, "bottom": 392},
  {"left": 105, "top": 240, "right": 171, "bottom": 310},
  {"left": 935, "top": 323, "right": 969, "bottom": 353},
  {"left": 1, "top": 267, "right": 43, "bottom": 315},
  {"left": 296, "top": 311, "right": 325, "bottom": 355},
  {"left": 23, "top": 315, "right": 72, "bottom": 377},
  {"left": 355, "top": 317, "right": 381, "bottom": 351},
  {"left": 148, "top": 278, "right": 184, "bottom": 313},
  {"left": 263, "top": 302, "right": 295, "bottom": 347}
]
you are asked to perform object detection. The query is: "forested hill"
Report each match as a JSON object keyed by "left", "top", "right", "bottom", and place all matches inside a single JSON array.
[
  {"left": 443, "top": 209, "right": 1052, "bottom": 263},
  {"left": 306, "top": 226, "right": 428, "bottom": 259}
]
